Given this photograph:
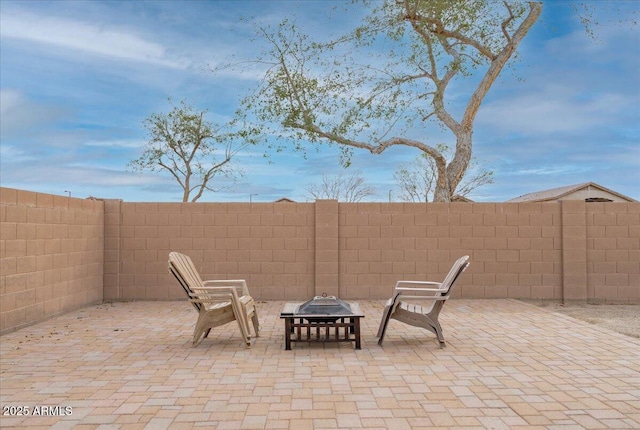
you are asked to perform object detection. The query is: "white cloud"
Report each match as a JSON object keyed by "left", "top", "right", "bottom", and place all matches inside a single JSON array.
[
  {"left": 83, "top": 139, "right": 145, "bottom": 149},
  {"left": 477, "top": 87, "right": 631, "bottom": 135},
  {"left": 0, "top": 89, "right": 21, "bottom": 116},
  {"left": 0, "top": 10, "right": 188, "bottom": 69},
  {"left": 509, "top": 165, "right": 589, "bottom": 176},
  {"left": 0, "top": 144, "right": 36, "bottom": 163},
  {"left": 1, "top": 158, "right": 167, "bottom": 189},
  {"left": 0, "top": 89, "right": 65, "bottom": 138}
]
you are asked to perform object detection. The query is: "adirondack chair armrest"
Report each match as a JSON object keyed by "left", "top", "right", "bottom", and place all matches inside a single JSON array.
[
  {"left": 190, "top": 286, "right": 240, "bottom": 301},
  {"left": 189, "top": 297, "right": 232, "bottom": 305},
  {"left": 203, "top": 279, "right": 250, "bottom": 296},
  {"left": 395, "top": 282, "right": 449, "bottom": 301},
  {"left": 396, "top": 286, "right": 445, "bottom": 293},
  {"left": 395, "top": 280, "right": 441, "bottom": 288},
  {"left": 399, "top": 294, "right": 450, "bottom": 301},
  {"left": 194, "top": 285, "right": 240, "bottom": 292}
]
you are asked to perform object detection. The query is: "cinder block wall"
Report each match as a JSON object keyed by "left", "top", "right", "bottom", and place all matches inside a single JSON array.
[
  {"left": 587, "top": 202, "right": 640, "bottom": 301},
  {"left": 103, "top": 200, "right": 316, "bottom": 301},
  {"left": 338, "top": 202, "right": 564, "bottom": 300},
  {"left": 1, "top": 188, "right": 104, "bottom": 334},
  {"left": 102, "top": 198, "right": 638, "bottom": 304},
  {"left": 2, "top": 187, "right": 637, "bottom": 333}
]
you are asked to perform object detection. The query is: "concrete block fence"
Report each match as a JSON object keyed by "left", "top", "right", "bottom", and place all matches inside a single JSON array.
[
  {"left": 1, "top": 188, "right": 104, "bottom": 333},
  {"left": 1, "top": 186, "right": 638, "bottom": 333}
]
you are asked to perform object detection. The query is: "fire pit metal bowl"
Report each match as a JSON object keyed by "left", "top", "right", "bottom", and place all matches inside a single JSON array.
[{"left": 295, "top": 295, "right": 353, "bottom": 322}]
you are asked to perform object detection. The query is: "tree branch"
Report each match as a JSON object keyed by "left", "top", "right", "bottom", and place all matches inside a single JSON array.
[{"left": 461, "top": 1, "right": 542, "bottom": 130}]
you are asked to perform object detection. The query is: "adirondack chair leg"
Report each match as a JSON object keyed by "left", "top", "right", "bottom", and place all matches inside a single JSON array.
[
  {"left": 193, "top": 332, "right": 205, "bottom": 347},
  {"left": 192, "top": 311, "right": 211, "bottom": 347},
  {"left": 251, "top": 311, "right": 260, "bottom": 337},
  {"left": 193, "top": 327, "right": 207, "bottom": 347},
  {"left": 244, "top": 297, "right": 260, "bottom": 337},
  {"left": 377, "top": 322, "right": 390, "bottom": 346},
  {"left": 233, "top": 317, "right": 250, "bottom": 347},
  {"left": 428, "top": 328, "right": 446, "bottom": 347},
  {"left": 433, "top": 322, "right": 446, "bottom": 348},
  {"left": 378, "top": 314, "right": 396, "bottom": 345},
  {"left": 377, "top": 307, "right": 392, "bottom": 346},
  {"left": 377, "top": 295, "right": 399, "bottom": 346},
  {"left": 376, "top": 302, "right": 391, "bottom": 339}
]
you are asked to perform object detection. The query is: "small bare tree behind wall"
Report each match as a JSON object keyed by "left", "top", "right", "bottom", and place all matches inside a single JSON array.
[
  {"left": 129, "top": 100, "right": 255, "bottom": 202},
  {"left": 305, "top": 172, "right": 377, "bottom": 202}
]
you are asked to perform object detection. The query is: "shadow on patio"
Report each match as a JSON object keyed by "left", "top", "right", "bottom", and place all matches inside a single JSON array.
[{"left": 1, "top": 299, "right": 639, "bottom": 429}]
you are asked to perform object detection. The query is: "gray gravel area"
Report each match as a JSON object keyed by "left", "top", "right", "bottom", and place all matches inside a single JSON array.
[{"left": 528, "top": 301, "right": 640, "bottom": 339}]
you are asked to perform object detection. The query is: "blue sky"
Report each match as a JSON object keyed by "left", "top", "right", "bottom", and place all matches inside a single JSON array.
[{"left": 1, "top": 0, "right": 638, "bottom": 202}]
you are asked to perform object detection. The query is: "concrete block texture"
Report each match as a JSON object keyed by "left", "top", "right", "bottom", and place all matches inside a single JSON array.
[
  {"left": 1, "top": 188, "right": 103, "bottom": 334},
  {"left": 101, "top": 199, "right": 639, "bottom": 304},
  {"left": 3, "top": 188, "right": 639, "bottom": 333}
]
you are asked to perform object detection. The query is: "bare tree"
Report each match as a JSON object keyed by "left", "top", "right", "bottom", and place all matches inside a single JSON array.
[
  {"left": 394, "top": 153, "right": 439, "bottom": 203},
  {"left": 239, "top": 0, "right": 542, "bottom": 201},
  {"left": 129, "top": 100, "right": 255, "bottom": 202},
  {"left": 305, "top": 171, "right": 376, "bottom": 202},
  {"left": 395, "top": 145, "right": 493, "bottom": 202}
]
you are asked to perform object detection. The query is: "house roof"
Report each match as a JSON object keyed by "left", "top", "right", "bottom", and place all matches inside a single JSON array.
[
  {"left": 507, "top": 182, "right": 637, "bottom": 203},
  {"left": 452, "top": 194, "right": 474, "bottom": 203}
]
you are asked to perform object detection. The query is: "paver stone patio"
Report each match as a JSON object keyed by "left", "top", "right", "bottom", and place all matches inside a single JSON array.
[{"left": 1, "top": 299, "right": 639, "bottom": 429}]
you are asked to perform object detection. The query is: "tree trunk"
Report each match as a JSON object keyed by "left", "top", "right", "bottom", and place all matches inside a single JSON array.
[
  {"left": 432, "top": 154, "right": 452, "bottom": 202},
  {"left": 446, "top": 130, "right": 473, "bottom": 199},
  {"left": 183, "top": 174, "right": 190, "bottom": 202}
]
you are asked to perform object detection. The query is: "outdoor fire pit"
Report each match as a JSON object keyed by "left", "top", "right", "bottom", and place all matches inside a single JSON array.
[
  {"left": 296, "top": 295, "right": 353, "bottom": 322},
  {"left": 280, "top": 295, "right": 364, "bottom": 350}
]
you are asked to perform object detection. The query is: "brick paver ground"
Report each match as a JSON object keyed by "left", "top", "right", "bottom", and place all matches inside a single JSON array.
[{"left": 1, "top": 299, "right": 639, "bottom": 429}]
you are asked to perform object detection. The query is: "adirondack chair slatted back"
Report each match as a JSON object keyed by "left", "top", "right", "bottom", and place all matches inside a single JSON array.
[
  {"left": 168, "top": 252, "right": 206, "bottom": 312},
  {"left": 439, "top": 255, "right": 470, "bottom": 297}
]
